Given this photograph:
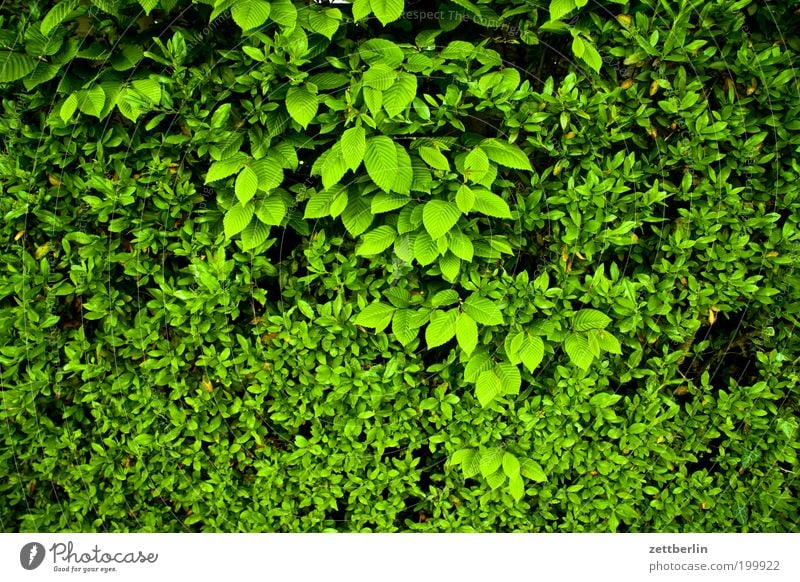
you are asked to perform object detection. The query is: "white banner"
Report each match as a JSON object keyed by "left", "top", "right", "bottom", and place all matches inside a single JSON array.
[{"left": 1, "top": 534, "right": 798, "bottom": 582}]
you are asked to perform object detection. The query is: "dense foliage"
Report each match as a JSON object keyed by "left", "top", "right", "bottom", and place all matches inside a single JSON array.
[{"left": 1, "top": 0, "right": 799, "bottom": 532}]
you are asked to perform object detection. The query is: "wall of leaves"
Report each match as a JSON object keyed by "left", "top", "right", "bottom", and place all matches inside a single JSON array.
[{"left": 1, "top": 0, "right": 799, "bottom": 531}]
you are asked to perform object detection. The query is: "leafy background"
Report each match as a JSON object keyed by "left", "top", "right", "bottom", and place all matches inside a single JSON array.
[{"left": 1, "top": 0, "right": 799, "bottom": 531}]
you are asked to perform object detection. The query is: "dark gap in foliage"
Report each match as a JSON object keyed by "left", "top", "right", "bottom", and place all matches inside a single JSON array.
[{"left": 684, "top": 436, "right": 727, "bottom": 476}]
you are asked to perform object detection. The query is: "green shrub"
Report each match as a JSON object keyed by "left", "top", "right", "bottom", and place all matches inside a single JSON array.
[{"left": 1, "top": 0, "right": 798, "bottom": 532}]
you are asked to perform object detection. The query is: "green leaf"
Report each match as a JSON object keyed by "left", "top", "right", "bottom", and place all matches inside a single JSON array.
[
  {"left": 519, "top": 334, "right": 545, "bottom": 372},
  {"left": 250, "top": 157, "right": 284, "bottom": 191},
  {"left": 425, "top": 309, "right": 458, "bottom": 349},
  {"left": 206, "top": 154, "right": 248, "bottom": 183},
  {"left": 131, "top": 78, "right": 161, "bottom": 104},
  {"left": 456, "top": 313, "right": 478, "bottom": 356},
  {"left": 479, "top": 139, "right": 532, "bottom": 170},
  {"left": 59, "top": 94, "right": 78, "bottom": 123},
  {"left": 564, "top": 333, "right": 593, "bottom": 370},
  {"left": 463, "top": 294, "right": 504, "bottom": 326},
  {"left": 342, "top": 196, "right": 374, "bottom": 237},
  {"left": 393, "top": 143, "right": 413, "bottom": 195},
  {"left": 355, "top": 302, "right": 395, "bottom": 332},
  {"left": 328, "top": 188, "right": 349, "bottom": 218},
  {"left": 307, "top": 7, "right": 341, "bottom": 39},
  {"left": 371, "top": 192, "right": 410, "bottom": 214},
  {"left": 231, "top": 0, "right": 271, "bottom": 31},
  {"left": 224, "top": 202, "right": 255, "bottom": 238},
  {"left": 496, "top": 361, "right": 521, "bottom": 395},
  {"left": 448, "top": 231, "right": 474, "bottom": 262},
  {"left": 383, "top": 72, "right": 417, "bottom": 118},
  {"left": 318, "top": 143, "right": 348, "bottom": 190},
  {"left": 463, "top": 147, "right": 490, "bottom": 182},
  {"left": 571, "top": 34, "right": 585, "bottom": 58},
  {"left": 370, "top": 0, "right": 404, "bottom": 25},
  {"left": 486, "top": 469, "right": 507, "bottom": 490},
  {"left": 418, "top": 146, "right": 450, "bottom": 171},
  {"left": 352, "top": 0, "right": 371, "bottom": 22},
  {"left": 573, "top": 309, "right": 612, "bottom": 331},
  {"left": 240, "top": 219, "right": 269, "bottom": 250},
  {"left": 521, "top": 459, "right": 548, "bottom": 482},
  {"left": 254, "top": 195, "right": 287, "bottom": 225},
  {"left": 391, "top": 309, "right": 418, "bottom": 347},
  {"left": 363, "top": 64, "right": 396, "bottom": 90},
  {"left": 476, "top": 370, "right": 502, "bottom": 407},
  {"left": 341, "top": 126, "right": 366, "bottom": 171},
  {"left": 41, "top": 0, "right": 79, "bottom": 36},
  {"left": 77, "top": 86, "right": 106, "bottom": 118},
  {"left": 464, "top": 349, "right": 492, "bottom": 383},
  {"left": 508, "top": 474, "right": 525, "bottom": 501},
  {"left": 431, "top": 290, "right": 460, "bottom": 307},
  {"left": 472, "top": 189, "right": 512, "bottom": 218},
  {"left": 413, "top": 231, "right": 439, "bottom": 266},
  {"left": 461, "top": 449, "right": 481, "bottom": 478},
  {"left": 590, "top": 393, "right": 622, "bottom": 408},
  {"left": 455, "top": 184, "right": 475, "bottom": 213},
  {"left": 137, "top": 0, "right": 158, "bottom": 15},
  {"left": 591, "top": 329, "right": 622, "bottom": 354},
  {"left": 270, "top": 0, "right": 298, "bottom": 27},
  {"left": 577, "top": 37, "right": 602, "bottom": 73},
  {"left": 502, "top": 452, "right": 521, "bottom": 479},
  {"left": 356, "top": 226, "right": 397, "bottom": 256},
  {"left": 286, "top": 86, "right": 318, "bottom": 129},
  {"left": 422, "top": 200, "right": 461, "bottom": 240},
  {"left": 549, "top": 0, "right": 578, "bottom": 21},
  {"left": 364, "top": 136, "right": 398, "bottom": 193},
  {"left": 479, "top": 447, "right": 503, "bottom": 477},
  {"left": 235, "top": 166, "right": 259, "bottom": 205},
  {"left": 439, "top": 253, "right": 460, "bottom": 282}
]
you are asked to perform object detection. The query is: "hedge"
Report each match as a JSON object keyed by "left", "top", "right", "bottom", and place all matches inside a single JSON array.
[{"left": 1, "top": 0, "right": 798, "bottom": 532}]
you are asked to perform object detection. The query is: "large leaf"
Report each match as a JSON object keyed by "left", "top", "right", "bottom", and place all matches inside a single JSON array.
[
  {"left": 356, "top": 226, "right": 396, "bottom": 256},
  {"left": 235, "top": 166, "right": 259, "bottom": 205},
  {"left": 59, "top": 94, "right": 78, "bottom": 123},
  {"left": 425, "top": 309, "right": 458, "bottom": 349},
  {"left": 393, "top": 143, "right": 413, "bottom": 195},
  {"left": 286, "top": 86, "right": 318, "bottom": 129},
  {"left": 370, "top": 0, "right": 404, "bottom": 25},
  {"left": 224, "top": 202, "right": 255, "bottom": 238},
  {"left": 41, "top": 0, "right": 79, "bottom": 36},
  {"left": 472, "top": 189, "right": 512, "bottom": 218},
  {"left": 341, "top": 126, "right": 366, "bottom": 171},
  {"left": 342, "top": 196, "right": 374, "bottom": 237},
  {"left": 364, "top": 136, "right": 397, "bottom": 193},
  {"left": 463, "top": 294, "right": 504, "bottom": 326},
  {"left": 354, "top": 302, "right": 395, "bottom": 332},
  {"left": 206, "top": 154, "right": 248, "bottom": 183},
  {"left": 391, "top": 309, "right": 418, "bottom": 347},
  {"left": 521, "top": 459, "right": 548, "bottom": 482},
  {"left": 564, "top": 333, "right": 593, "bottom": 370},
  {"left": 519, "top": 334, "right": 545, "bottom": 372},
  {"left": 573, "top": 309, "right": 612, "bottom": 331},
  {"left": 413, "top": 230, "right": 439, "bottom": 266},
  {"left": 240, "top": 219, "right": 269, "bottom": 250},
  {"left": 231, "top": 0, "right": 271, "bottom": 31},
  {"left": 363, "top": 64, "right": 396, "bottom": 90},
  {"left": 422, "top": 200, "right": 461, "bottom": 240},
  {"left": 463, "top": 147, "right": 490, "bottom": 182},
  {"left": 254, "top": 195, "right": 287, "bottom": 225},
  {"left": 455, "top": 313, "right": 478, "bottom": 356},
  {"left": 479, "top": 139, "right": 532, "bottom": 171},
  {"left": 476, "top": 371, "right": 502, "bottom": 407},
  {"left": 270, "top": 0, "right": 298, "bottom": 27},
  {"left": 591, "top": 329, "right": 622, "bottom": 354},
  {"left": 448, "top": 231, "right": 474, "bottom": 262},
  {"left": 383, "top": 72, "right": 417, "bottom": 118},
  {"left": 549, "top": 0, "right": 578, "bottom": 21},
  {"left": 250, "top": 157, "right": 284, "bottom": 191},
  {"left": 418, "top": 146, "right": 450, "bottom": 171}
]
